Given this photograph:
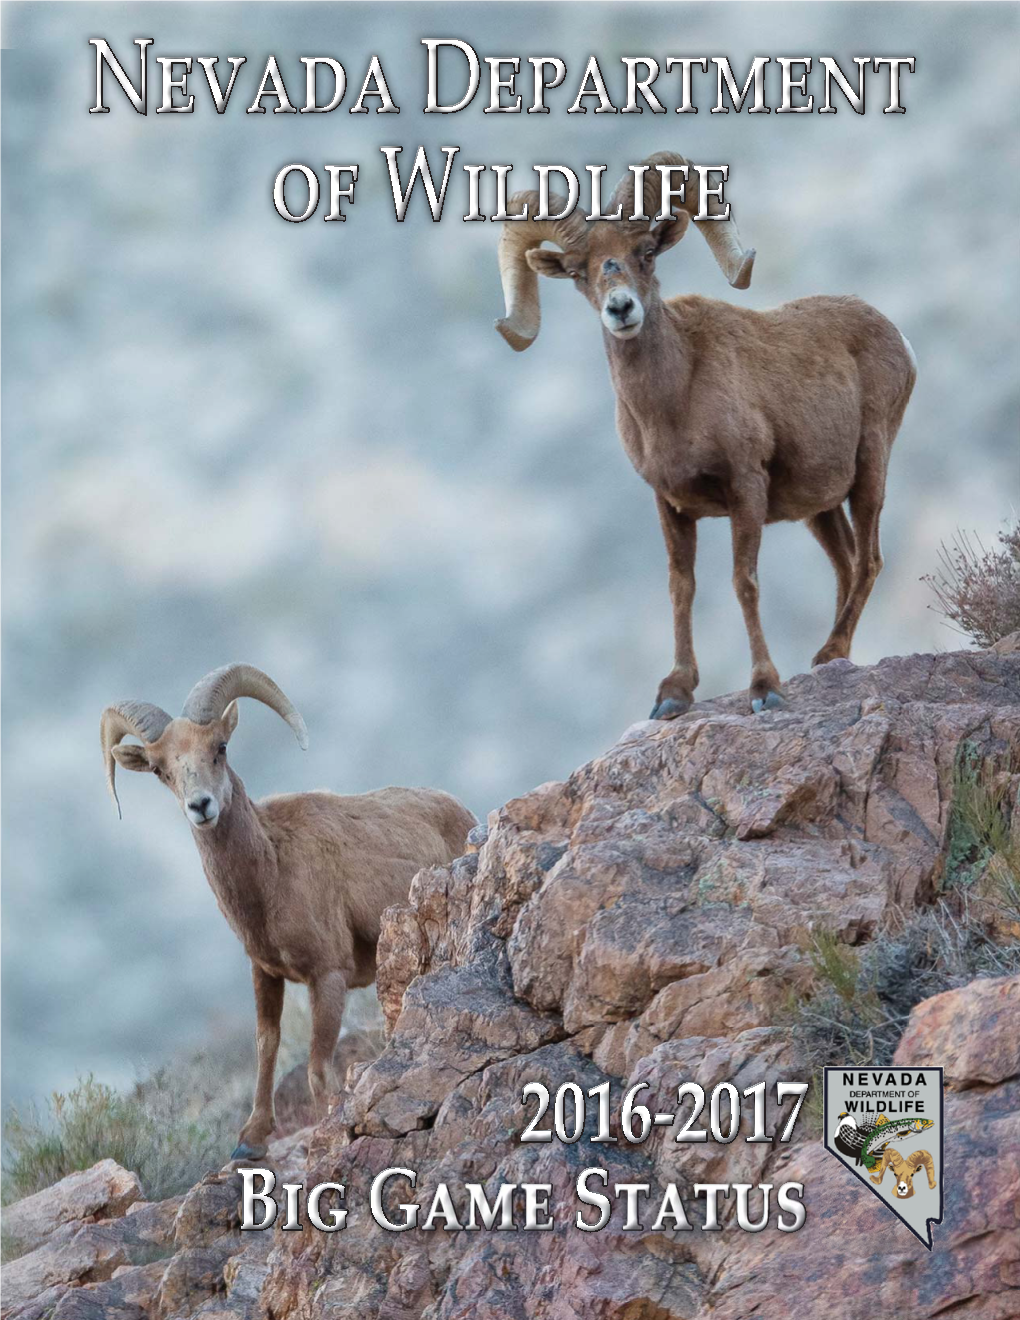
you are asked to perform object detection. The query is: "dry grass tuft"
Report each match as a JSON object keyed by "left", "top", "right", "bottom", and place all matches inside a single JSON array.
[
  {"left": 783, "top": 736, "right": 1020, "bottom": 1083},
  {"left": 781, "top": 900, "right": 1020, "bottom": 1077},
  {"left": 924, "top": 522, "right": 1020, "bottom": 649},
  {"left": 944, "top": 744, "right": 1020, "bottom": 929},
  {"left": 2, "top": 1074, "right": 236, "bottom": 1208}
]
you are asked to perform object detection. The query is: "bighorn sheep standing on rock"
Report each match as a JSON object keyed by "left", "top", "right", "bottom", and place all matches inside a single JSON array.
[
  {"left": 495, "top": 152, "right": 916, "bottom": 716},
  {"left": 101, "top": 664, "right": 475, "bottom": 1159}
]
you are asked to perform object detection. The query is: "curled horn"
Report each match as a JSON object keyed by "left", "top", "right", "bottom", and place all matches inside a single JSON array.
[
  {"left": 181, "top": 663, "right": 309, "bottom": 750},
  {"left": 495, "top": 192, "right": 589, "bottom": 351},
  {"left": 911, "top": 1150, "right": 937, "bottom": 1188},
  {"left": 613, "top": 152, "right": 756, "bottom": 290},
  {"left": 100, "top": 700, "right": 173, "bottom": 818}
]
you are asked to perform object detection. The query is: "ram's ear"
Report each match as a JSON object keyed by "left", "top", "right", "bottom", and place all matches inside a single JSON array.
[
  {"left": 652, "top": 211, "right": 690, "bottom": 254},
  {"left": 526, "top": 248, "right": 574, "bottom": 279},
  {"left": 221, "top": 700, "right": 240, "bottom": 740},
  {"left": 111, "top": 743, "right": 154, "bottom": 773}
]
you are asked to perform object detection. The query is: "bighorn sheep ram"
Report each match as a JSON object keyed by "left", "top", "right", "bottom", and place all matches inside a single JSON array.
[
  {"left": 495, "top": 152, "right": 916, "bottom": 716},
  {"left": 101, "top": 664, "right": 475, "bottom": 1158}
]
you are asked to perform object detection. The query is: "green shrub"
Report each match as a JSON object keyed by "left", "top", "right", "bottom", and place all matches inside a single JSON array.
[
  {"left": 783, "top": 902, "right": 1020, "bottom": 1074},
  {"left": 2, "top": 1072, "right": 238, "bottom": 1207},
  {"left": 944, "top": 742, "right": 1020, "bottom": 922},
  {"left": 806, "top": 930, "right": 875, "bottom": 1007}
]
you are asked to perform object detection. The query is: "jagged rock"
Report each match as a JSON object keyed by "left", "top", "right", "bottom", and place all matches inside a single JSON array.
[
  {"left": 693, "top": 1060, "right": 1020, "bottom": 1318},
  {"left": 2, "top": 1230, "right": 129, "bottom": 1314},
  {"left": 2, "top": 1194, "right": 180, "bottom": 1315},
  {"left": 2, "top": 1285, "right": 70, "bottom": 1320},
  {"left": 153, "top": 1162, "right": 315, "bottom": 1318},
  {"left": 174, "top": 1174, "right": 243, "bottom": 1250},
  {"left": 344, "top": 954, "right": 563, "bottom": 1137},
  {"left": 264, "top": 1125, "right": 313, "bottom": 1178},
  {"left": 628, "top": 1028, "right": 803, "bottom": 1189},
  {"left": 156, "top": 1243, "right": 241, "bottom": 1318},
  {"left": 219, "top": 1233, "right": 276, "bottom": 1312},
  {"left": 3, "top": 1160, "right": 141, "bottom": 1259},
  {"left": 46, "top": 1260, "right": 167, "bottom": 1320},
  {"left": 893, "top": 974, "right": 1020, "bottom": 1087},
  {"left": 991, "top": 630, "right": 1020, "bottom": 655}
]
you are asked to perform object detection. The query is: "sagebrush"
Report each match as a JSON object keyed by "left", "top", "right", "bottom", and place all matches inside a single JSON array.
[{"left": 2, "top": 1073, "right": 238, "bottom": 1208}]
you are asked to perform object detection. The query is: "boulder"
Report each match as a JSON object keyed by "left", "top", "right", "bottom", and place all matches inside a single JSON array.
[
  {"left": 893, "top": 974, "right": 1020, "bottom": 1087},
  {"left": 3, "top": 1160, "right": 141, "bottom": 1258},
  {"left": 1, "top": 1195, "right": 181, "bottom": 1316},
  {"left": 47, "top": 1260, "right": 167, "bottom": 1320}
]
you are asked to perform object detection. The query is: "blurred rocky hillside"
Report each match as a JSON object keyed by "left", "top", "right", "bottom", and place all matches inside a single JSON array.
[{"left": 3, "top": 2, "right": 1018, "bottom": 1105}]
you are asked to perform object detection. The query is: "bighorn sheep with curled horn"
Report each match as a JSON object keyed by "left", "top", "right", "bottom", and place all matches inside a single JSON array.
[
  {"left": 101, "top": 664, "right": 475, "bottom": 1159},
  {"left": 496, "top": 152, "right": 916, "bottom": 716}
]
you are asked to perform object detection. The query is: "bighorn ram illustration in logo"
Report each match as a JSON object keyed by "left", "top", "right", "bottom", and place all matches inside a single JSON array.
[{"left": 869, "top": 1146, "right": 938, "bottom": 1199}]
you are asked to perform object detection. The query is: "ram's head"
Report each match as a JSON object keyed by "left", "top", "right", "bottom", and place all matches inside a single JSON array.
[
  {"left": 495, "top": 152, "right": 755, "bottom": 350},
  {"left": 101, "top": 664, "right": 307, "bottom": 828}
]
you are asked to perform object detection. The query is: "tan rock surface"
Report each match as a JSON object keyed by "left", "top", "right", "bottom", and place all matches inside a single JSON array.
[
  {"left": 3, "top": 1160, "right": 141, "bottom": 1257},
  {"left": 1, "top": 1173, "right": 175, "bottom": 1317},
  {"left": 893, "top": 974, "right": 1020, "bottom": 1086}
]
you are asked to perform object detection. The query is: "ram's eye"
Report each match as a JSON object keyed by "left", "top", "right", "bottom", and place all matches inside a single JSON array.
[
  {"left": 152, "top": 767, "right": 162, "bottom": 778},
  {"left": 217, "top": 743, "right": 227, "bottom": 756}
]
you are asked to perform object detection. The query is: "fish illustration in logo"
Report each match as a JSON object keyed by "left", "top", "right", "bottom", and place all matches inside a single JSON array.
[{"left": 832, "top": 1111, "right": 933, "bottom": 1169}]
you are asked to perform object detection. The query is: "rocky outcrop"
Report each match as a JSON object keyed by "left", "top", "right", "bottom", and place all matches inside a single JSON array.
[
  {"left": 700, "top": 969, "right": 1020, "bottom": 1320},
  {"left": 5, "top": 647, "right": 1019, "bottom": 1319},
  {"left": 259, "top": 647, "right": 1020, "bottom": 1320},
  {"left": 685, "top": 1070, "right": 1020, "bottom": 1320}
]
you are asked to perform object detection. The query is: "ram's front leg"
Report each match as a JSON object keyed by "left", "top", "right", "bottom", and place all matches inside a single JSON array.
[
  {"left": 729, "top": 484, "right": 784, "bottom": 714},
  {"left": 233, "top": 964, "right": 285, "bottom": 1160},
  {"left": 650, "top": 496, "right": 699, "bottom": 720}
]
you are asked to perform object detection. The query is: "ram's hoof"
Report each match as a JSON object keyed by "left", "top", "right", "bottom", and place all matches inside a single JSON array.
[
  {"left": 812, "top": 646, "right": 849, "bottom": 668},
  {"left": 230, "top": 1142, "right": 268, "bottom": 1162},
  {"left": 751, "top": 691, "right": 785, "bottom": 714},
  {"left": 650, "top": 697, "right": 690, "bottom": 721}
]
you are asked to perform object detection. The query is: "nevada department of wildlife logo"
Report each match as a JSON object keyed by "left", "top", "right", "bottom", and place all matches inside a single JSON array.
[{"left": 823, "top": 1067, "right": 944, "bottom": 1248}]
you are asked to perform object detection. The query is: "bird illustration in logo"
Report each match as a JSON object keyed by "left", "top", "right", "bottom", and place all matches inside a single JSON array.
[{"left": 832, "top": 1111, "right": 933, "bottom": 1170}]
